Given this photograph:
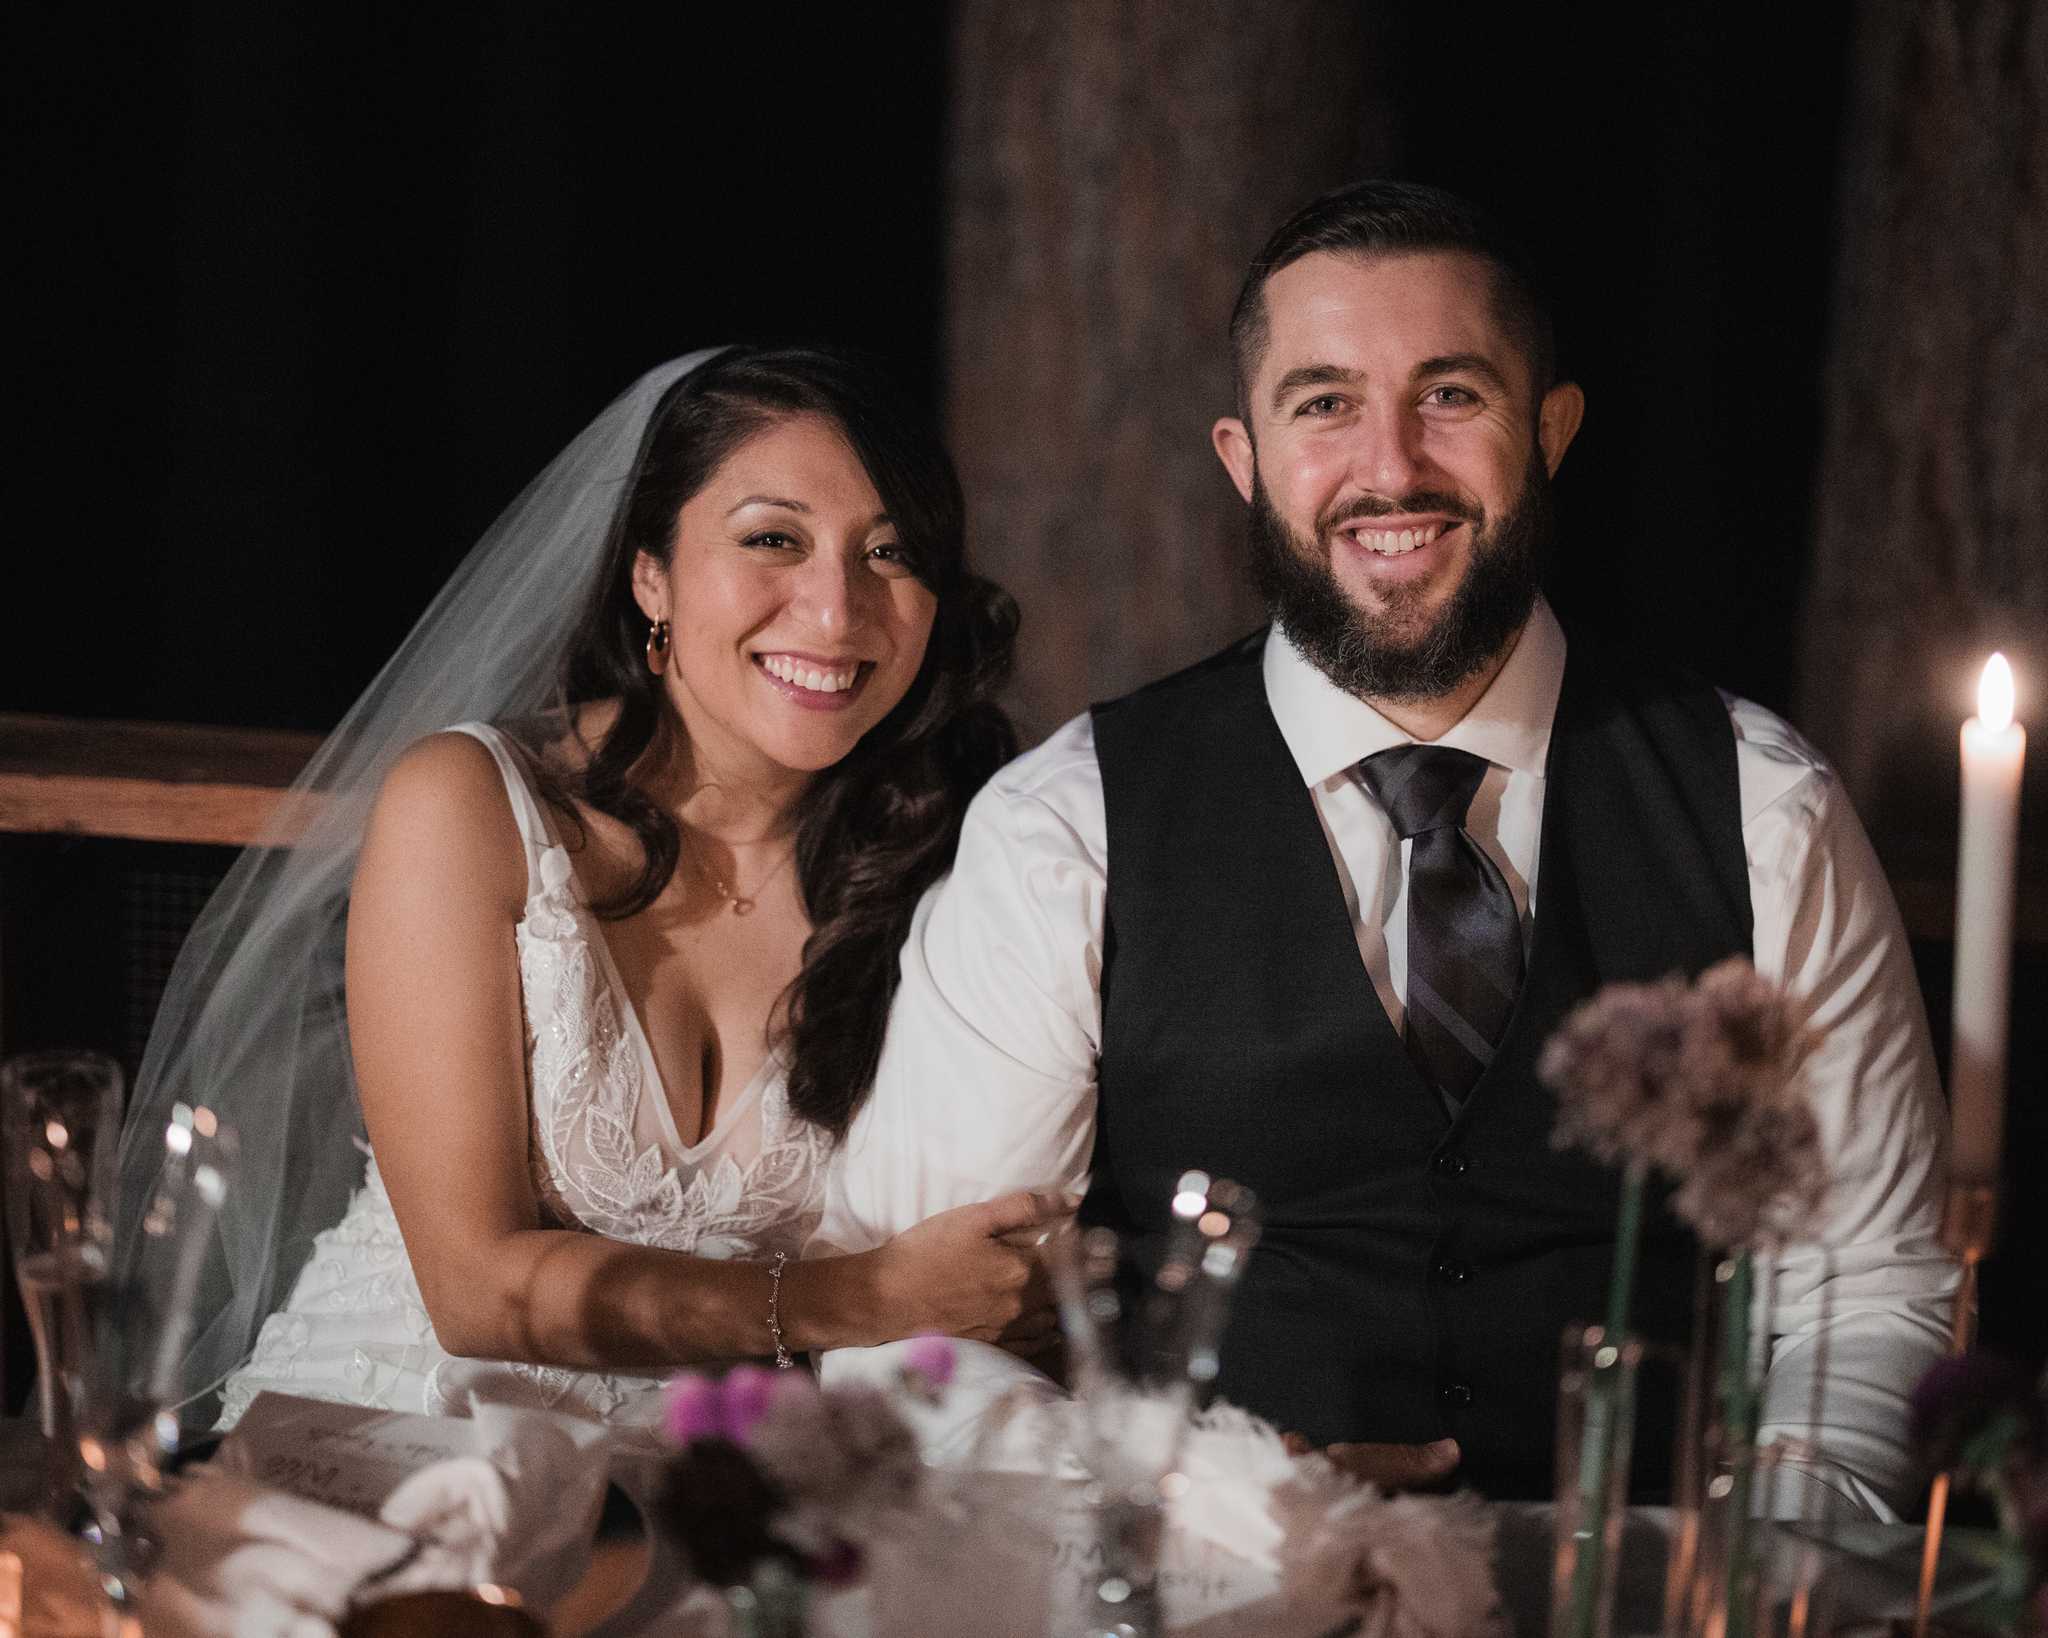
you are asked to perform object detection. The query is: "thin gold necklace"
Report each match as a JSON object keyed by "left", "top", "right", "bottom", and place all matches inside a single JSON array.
[{"left": 685, "top": 830, "right": 797, "bottom": 916}]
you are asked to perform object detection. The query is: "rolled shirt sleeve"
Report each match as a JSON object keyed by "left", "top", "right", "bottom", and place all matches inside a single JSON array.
[{"left": 1735, "top": 700, "right": 1956, "bottom": 1520}]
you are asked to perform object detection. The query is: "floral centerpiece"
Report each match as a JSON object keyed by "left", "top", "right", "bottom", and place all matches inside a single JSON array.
[
  {"left": 1539, "top": 956, "right": 1827, "bottom": 1638},
  {"left": 1272, "top": 1462, "right": 1506, "bottom": 1638},
  {"left": 655, "top": 1330, "right": 1515, "bottom": 1636},
  {"left": 652, "top": 1336, "right": 955, "bottom": 1628}
]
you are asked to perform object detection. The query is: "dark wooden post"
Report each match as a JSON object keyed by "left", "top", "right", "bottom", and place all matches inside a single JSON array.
[
  {"left": 945, "top": 3, "right": 1395, "bottom": 736},
  {"left": 1798, "top": 1, "right": 2047, "bottom": 923}
]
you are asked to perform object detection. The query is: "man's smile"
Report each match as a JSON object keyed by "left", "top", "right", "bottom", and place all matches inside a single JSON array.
[
  {"left": 1329, "top": 515, "right": 1469, "bottom": 585},
  {"left": 1336, "top": 518, "right": 1461, "bottom": 558}
]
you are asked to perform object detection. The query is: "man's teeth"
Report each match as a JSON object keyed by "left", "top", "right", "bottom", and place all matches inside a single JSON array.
[
  {"left": 759, "top": 655, "right": 861, "bottom": 693},
  {"left": 1350, "top": 522, "right": 1446, "bottom": 556}
]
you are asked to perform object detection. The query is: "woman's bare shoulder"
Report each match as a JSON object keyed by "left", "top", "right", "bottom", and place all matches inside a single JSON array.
[
  {"left": 379, "top": 728, "right": 516, "bottom": 814},
  {"left": 359, "top": 730, "right": 527, "bottom": 909}
]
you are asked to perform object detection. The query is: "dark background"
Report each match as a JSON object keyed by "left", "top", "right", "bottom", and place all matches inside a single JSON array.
[
  {"left": 11, "top": 5, "right": 951, "bottom": 729},
  {"left": 11, "top": 5, "right": 1849, "bottom": 728},
  {"left": 8, "top": 4, "right": 2042, "bottom": 1394}
]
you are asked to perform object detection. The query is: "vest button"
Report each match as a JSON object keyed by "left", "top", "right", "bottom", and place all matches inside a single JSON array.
[
  {"left": 1439, "top": 1381, "right": 1474, "bottom": 1410},
  {"left": 1433, "top": 1259, "right": 1471, "bottom": 1285},
  {"left": 1432, "top": 1151, "right": 1469, "bottom": 1178}
]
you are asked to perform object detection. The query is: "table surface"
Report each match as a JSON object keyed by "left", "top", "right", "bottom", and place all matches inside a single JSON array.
[{"left": 0, "top": 1417, "right": 2013, "bottom": 1638}]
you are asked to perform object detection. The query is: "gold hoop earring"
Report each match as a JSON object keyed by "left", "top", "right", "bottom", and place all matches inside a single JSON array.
[{"left": 645, "top": 618, "right": 671, "bottom": 675}]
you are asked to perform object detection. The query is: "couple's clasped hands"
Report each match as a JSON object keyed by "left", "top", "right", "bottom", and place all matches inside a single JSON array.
[
  {"left": 864, "top": 1187, "right": 1068, "bottom": 1352},
  {"left": 868, "top": 1194, "right": 1460, "bottom": 1494}
]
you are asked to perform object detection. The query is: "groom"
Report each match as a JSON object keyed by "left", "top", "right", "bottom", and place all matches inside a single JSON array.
[{"left": 823, "top": 181, "right": 1953, "bottom": 1513}]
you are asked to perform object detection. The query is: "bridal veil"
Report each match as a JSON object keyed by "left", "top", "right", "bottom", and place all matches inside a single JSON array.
[{"left": 114, "top": 351, "right": 720, "bottom": 1420}]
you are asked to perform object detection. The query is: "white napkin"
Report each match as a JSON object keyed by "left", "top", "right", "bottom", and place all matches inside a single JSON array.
[
  {"left": 376, "top": 1403, "right": 610, "bottom": 1608},
  {"left": 211, "top": 1391, "right": 614, "bottom": 1614},
  {"left": 145, "top": 1468, "right": 476, "bottom": 1638},
  {"left": 1166, "top": 1404, "right": 1304, "bottom": 1572}
]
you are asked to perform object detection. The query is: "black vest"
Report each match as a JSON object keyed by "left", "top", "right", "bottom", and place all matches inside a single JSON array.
[{"left": 1087, "top": 631, "right": 1752, "bottom": 1500}]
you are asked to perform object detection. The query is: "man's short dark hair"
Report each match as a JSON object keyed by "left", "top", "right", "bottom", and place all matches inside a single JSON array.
[{"left": 1229, "top": 180, "right": 1559, "bottom": 416}]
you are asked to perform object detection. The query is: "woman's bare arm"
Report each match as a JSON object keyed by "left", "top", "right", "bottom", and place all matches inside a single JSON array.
[{"left": 346, "top": 732, "right": 1049, "bottom": 1367}]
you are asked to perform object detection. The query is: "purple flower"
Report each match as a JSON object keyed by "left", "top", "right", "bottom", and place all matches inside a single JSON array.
[
  {"left": 652, "top": 1436, "right": 791, "bottom": 1588},
  {"left": 767, "top": 1366, "right": 820, "bottom": 1411},
  {"left": 721, "top": 1364, "right": 780, "bottom": 1443},
  {"left": 654, "top": 1366, "right": 923, "bottom": 1594},
  {"left": 1541, "top": 958, "right": 1825, "bottom": 1249},
  {"left": 902, "top": 1333, "right": 957, "bottom": 1390},
  {"left": 662, "top": 1372, "right": 725, "bottom": 1447}
]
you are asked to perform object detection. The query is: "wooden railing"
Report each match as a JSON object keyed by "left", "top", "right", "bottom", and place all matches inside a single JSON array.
[
  {"left": 0, "top": 712, "right": 327, "bottom": 1413},
  {"left": 0, "top": 713, "right": 326, "bottom": 847}
]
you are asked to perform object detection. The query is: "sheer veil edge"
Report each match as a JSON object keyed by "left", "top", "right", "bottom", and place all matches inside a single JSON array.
[{"left": 113, "top": 351, "right": 721, "bottom": 1420}]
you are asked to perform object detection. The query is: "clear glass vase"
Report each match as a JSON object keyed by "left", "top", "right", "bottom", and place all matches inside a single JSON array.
[
  {"left": 1673, "top": 1251, "right": 1767, "bottom": 1638},
  {"left": 1552, "top": 1322, "right": 1644, "bottom": 1638}
]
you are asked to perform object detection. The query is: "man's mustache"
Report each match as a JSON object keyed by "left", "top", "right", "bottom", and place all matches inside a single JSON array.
[{"left": 1318, "top": 491, "right": 1483, "bottom": 534}]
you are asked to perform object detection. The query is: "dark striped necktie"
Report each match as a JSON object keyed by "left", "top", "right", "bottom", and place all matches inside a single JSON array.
[{"left": 1357, "top": 744, "right": 1525, "bottom": 1110}]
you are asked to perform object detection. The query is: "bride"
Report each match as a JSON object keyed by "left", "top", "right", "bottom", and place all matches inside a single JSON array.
[{"left": 117, "top": 346, "right": 1062, "bottom": 1430}]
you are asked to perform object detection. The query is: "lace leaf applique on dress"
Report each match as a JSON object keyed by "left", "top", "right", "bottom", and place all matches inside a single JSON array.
[{"left": 516, "top": 842, "right": 826, "bottom": 1255}]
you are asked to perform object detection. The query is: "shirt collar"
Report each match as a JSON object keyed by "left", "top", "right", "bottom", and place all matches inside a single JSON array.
[{"left": 1262, "top": 596, "right": 1567, "bottom": 786}]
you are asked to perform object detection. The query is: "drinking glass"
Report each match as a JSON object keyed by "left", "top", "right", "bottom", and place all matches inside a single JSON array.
[
  {"left": 1050, "top": 1171, "right": 1260, "bottom": 1638},
  {"left": 1, "top": 1049, "right": 123, "bottom": 1497},
  {"left": 74, "top": 1100, "right": 237, "bottom": 1622}
]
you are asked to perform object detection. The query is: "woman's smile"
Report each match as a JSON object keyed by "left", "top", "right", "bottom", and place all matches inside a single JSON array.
[{"left": 752, "top": 650, "right": 875, "bottom": 709}]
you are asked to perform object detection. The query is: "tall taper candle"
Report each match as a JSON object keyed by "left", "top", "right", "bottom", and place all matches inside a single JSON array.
[{"left": 1952, "top": 653, "right": 2025, "bottom": 1188}]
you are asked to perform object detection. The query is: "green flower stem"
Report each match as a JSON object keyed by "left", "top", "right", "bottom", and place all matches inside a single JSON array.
[
  {"left": 1720, "top": 1250, "right": 1759, "bottom": 1638},
  {"left": 1561, "top": 1158, "right": 1647, "bottom": 1638},
  {"left": 1604, "top": 1159, "right": 1646, "bottom": 1344}
]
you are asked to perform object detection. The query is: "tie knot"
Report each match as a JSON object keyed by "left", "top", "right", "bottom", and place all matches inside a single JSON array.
[{"left": 1356, "top": 744, "right": 1491, "bottom": 840}]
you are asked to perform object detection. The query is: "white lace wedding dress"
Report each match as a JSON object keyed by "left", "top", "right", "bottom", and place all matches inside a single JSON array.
[{"left": 217, "top": 723, "right": 832, "bottom": 1429}]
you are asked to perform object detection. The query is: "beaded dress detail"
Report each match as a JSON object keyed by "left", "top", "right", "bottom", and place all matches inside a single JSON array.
[{"left": 218, "top": 723, "right": 829, "bottom": 1428}]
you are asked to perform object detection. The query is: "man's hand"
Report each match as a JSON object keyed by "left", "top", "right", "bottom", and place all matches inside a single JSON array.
[{"left": 1282, "top": 1432, "right": 1462, "bottom": 1490}]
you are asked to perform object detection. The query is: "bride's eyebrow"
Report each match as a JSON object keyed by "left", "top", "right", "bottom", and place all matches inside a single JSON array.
[{"left": 726, "top": 495, "right": 898, "bottom": 534}]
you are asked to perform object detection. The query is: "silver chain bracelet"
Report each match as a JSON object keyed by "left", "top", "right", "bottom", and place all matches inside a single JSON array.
[{"left": 767, "top": 1249, "right": 794, "bottom": 1369}]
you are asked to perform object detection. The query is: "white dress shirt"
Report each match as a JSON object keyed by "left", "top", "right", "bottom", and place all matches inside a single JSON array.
[{"left": 822, "top": 598, "right": 1956, "bottom": 1518}]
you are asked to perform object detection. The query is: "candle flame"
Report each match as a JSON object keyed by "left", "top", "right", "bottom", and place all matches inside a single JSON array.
[{"left": 1978, "top": 653, "right": 2016, "bottom": 733}]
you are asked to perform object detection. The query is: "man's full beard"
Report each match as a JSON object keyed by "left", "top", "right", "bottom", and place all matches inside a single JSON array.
[{"left": 1248, "top": 450, "right": 1554, "bottom": 703}]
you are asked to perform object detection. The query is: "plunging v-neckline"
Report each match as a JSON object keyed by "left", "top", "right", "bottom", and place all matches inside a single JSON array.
[
  {"left": 571, "top": 895, "right": 776, "bottom": 1160},
  {"left": 482, "top": 726, "right": 779, "bottom": 1160},
  {"left": 523, "top": 836, "right": 775, "bottom": 1165}
]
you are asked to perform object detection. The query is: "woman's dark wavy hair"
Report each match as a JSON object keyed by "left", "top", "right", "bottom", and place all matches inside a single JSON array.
[{"left": 544, "top": 344, "right": 1018, "bottom": 1136}]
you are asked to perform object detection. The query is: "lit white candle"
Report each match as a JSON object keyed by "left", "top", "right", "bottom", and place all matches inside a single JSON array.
[{"left": 1952, "top": 653, "right": 2025, "bottom": 1185}]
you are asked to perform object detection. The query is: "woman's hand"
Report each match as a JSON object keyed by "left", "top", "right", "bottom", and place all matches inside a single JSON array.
[{"left": 869, "top": 1190, "right": 1069, "bottom": 1345}]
